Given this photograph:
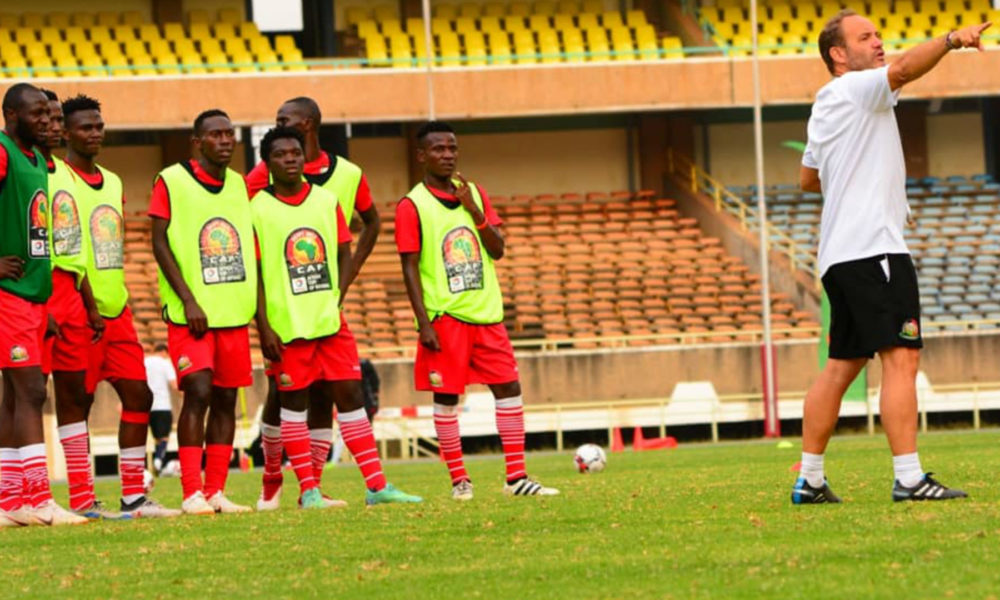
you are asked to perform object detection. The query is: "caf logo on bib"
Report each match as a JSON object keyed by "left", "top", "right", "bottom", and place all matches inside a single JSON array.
[
  {"left": 51, "top": 190, "right": 82, "bottom": 256},
  {"left": 28, "top": 189, "right": 49, "bottom": 259},
  {"left": 89, "top": 204, "right": 124, "bottom": 269},
  {"left": 284, "top": 228, "right": 331, "bottom": 295},
  {"left": 441, "top": 227, "right": 484, "bottom": 294},
  {"left": 199, "top": 218, "right": 246, "bottom": 284}
]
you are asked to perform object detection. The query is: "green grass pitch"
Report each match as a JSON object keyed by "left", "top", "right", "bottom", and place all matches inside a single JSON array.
[{"left": 2, "top": 431, "right": 999, "bottom": 599}]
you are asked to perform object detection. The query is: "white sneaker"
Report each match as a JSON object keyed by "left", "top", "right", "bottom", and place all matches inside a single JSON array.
[
  {"left": 0, "top": 510, "right": 24, "bottom": 527},
  {"left": 28, "top": 499, "right": 89, "bottom": 526},
  {"left": 452, "top": 479, "right": 474, "bottom": 501},
  {"left": 2, "top": 506, "right": 32, "bottom": 526},
  {"left": 256, "top": 486, "right": 282, "bottom": 512},
  {"left": 181, "top": 491, "right": 216, "bottom": 516},
  {"left": 207, "top": 491, "right": 252, "bottom": 514},
  {"left": 121, "top": 496, "right": 182, "bottom": 519},
  {"left": 503, "top": 476, "right": 560, "bottom": 497}
]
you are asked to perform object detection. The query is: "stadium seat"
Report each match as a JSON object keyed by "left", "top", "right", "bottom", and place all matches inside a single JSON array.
[
  {"left": 22, "top": 12, "right": 45, "bottom": 29},
  {"left": 484, "top": 3, "right": 507, "bottom": 17},
  {"left": 434, "top": 4, "right": 458, "bottom": 20},
  {"left": 121, "top": 11, "right": 144, "bottom": 26},
  {"left": 459, "top": 3, "right": 481, "bottom": 18},
  {"left": 610, "top": 27, "right": 635, "bottom": 60},
  {"left": 389, "top": 33, "right": 412, "bottom": 67},
  {"left": 585, "top": 27, "right": 608, "bottom": 60},
  {"left": 48, "top": 12, "right": 70, "bottom": 28},
  {"left": 487, "top": 30, "right": 512, "bottom": 64},
  {"left": 97, "top": 11, "right": 120, "bottom": 27},
  {"left": 373, "top": 4, "right": 397, "bottom": 22},
  {"left": 513, "top": 29, "right": 537, "bottom": 63},
  {"left": 219, "top": 9, "right": 242, "bottom": 24},
  {"left": 188, "top": 9, "right": 210, "bottom": 25}
]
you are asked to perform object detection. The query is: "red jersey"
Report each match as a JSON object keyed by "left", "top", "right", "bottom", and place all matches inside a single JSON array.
[
  {"left": 394, "top": 183, "right": 501, "bottom": 254},
  {"left": 65, "top": 160, "right": 126, "bottom": 205},
  {"left": 244, "top": 151, "right": 374, "bottom": 214}
]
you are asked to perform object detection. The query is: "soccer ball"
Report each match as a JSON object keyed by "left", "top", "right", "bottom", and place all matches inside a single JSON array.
[
  {"left": 143, "top": 469, "right": 155, "bottom": 494},
  {"left": 574, "top": 444, "right": 607, "bottom": 474}
]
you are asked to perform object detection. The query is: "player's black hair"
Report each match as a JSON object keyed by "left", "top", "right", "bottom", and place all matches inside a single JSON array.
[
  {"left": 40, "top": 88, "right": 58, "bottom": 102},
  {"left": 62, "top": 94, "right": 101, "bottom": 121},
  {"left": 283, "top": 96, "right": 321, "bottom": 126},
  {"left": 193, "top": 109, "right": 230, "bottom": 135},
  {"left": 2, "top": 83, "right": 42, "bottom": 113},
  {"left": 416, "top": 121, "right": 455, "bottom": 145},
  {"left": 259, "top": 126, "right": 305, "bottom": 163}
]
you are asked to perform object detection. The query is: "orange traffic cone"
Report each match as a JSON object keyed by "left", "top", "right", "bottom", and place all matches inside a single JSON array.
[{"left": 610, "top": 427, "right": 625, "bottom": 453}]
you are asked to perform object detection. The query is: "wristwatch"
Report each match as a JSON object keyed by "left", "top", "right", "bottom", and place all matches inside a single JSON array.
[{"left": 944, "top": 31, "right": 959, "bottom": 50}]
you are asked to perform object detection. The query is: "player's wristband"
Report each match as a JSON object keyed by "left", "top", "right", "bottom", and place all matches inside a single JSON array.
[
  {"left": 475, "top": 219, "right": 489, "bottom": 230},
  {"left": 944, "top": 31, "right": 959, "bottom": 50}
]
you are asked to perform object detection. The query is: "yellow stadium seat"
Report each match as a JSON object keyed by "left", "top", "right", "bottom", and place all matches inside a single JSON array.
[
  {"left": 413, "top": 30, "right": 429, "bottom": 61},
  {"left": 97, "top": 11, "right": 119, "bottom": 27},
  {"left": 345, "top": 7, "right": 369, "bottom": 27},
  {"left": 155, "top": 53, "right": 181, "bottom": 75},
  {"left": 275, "top": 35, "right": 297, "bottom": 54},
  {"left": 721, "top": 6, "right": 743, "bottom": 24},
  {"left": 536, "top": 1, "right": 557, "bottom": 16},
  {"left": 22, "top": 12, "right": 45, "bottom": 29},
  {"left": 3, "top": 54, "right": 29, "bottom": 78},
  {"left": 503, "top": 16, "right": 528, "bottom": 31},
  {"left": 661, "top": 35, "right": 683, "bottom": 59},
  {"left": 229, "top": 50, "right": 255, "bottom": 72},
  {"left": 771, "top": 4, "right": 793, "bottom": 22},
  {"left": 113, "top": 25, "right": 138, "bottom": 42},
  {"left": 562, "top": 27, "right": 584, "bottom": 60},
  {"left": 357, "top": 20, "right": 379, "bottom": 38},
  {"left": 465, "top": 31, "right": 487, "bottom": 65},
  {"left": 381, "top": 19, "right": 404, "bottom": 36},
  {"left": 896, "top": 0, "right": 916, "bottom": 15},
  {"left": 558, "top": 1, "right": 580, "bottom": 14},
  {"left": 123, "top": 39, "right": 148, "bottom": 58},
  {"left": 610, "top": 27, "right": 634, "bottom": 60},
  {"left": 179, "top": 52, "right": 206, "bottom": 74},
  {"left": 785, "top": 20, "right": 810, "bottom": 37},
  {"left": 553, "top": 13, "right": 575, "bottom": 31},
  {"left": 484, "top": 3, "right": 507, "bottom": 17},
  {"left": 219, "top": 9, "right": 242, "bottom": 24},
  {"left": 909, "top": 13, "right": 932, "bottom": 34},
  {"left": 49, "top": 41, "right": 73, "bottom": 58},
  {"left": 510, "top": 3, "right": 532, "bottom": 17},
  {"left": 365, "top": 35, "right": 388, "bottom": 66},
  {"left": 585, "top": 27, "right": 608, "bottom": 60},
  {"left": 635, "top": 31, "right": 657, "bottom": 59},
  {"left": 512, "top": 29, "right": 536, "bottom": 63},
  {"left": 582, "top": 0, "right": 604, "bottom": 13},
  {"left": 71, "top": 12, "right": 94, "bottom": 27},
  {"left": 255, "top": 49, "right": 281, "bottom": 71},
  {"left": 538, "top": 28, "right": 560, "bottom": 62},
  {"left": 188, "top": 10, "right": 210, "bottom": 25},
  {"left": 204, "top": 51, "right": 230, "bottom": 73},
  {"left": 215, "top": 23, "right": 238, "bottom": 39},
  {"left": 138, "top": 24, "right": 162, "bottom": 42},
  {"left": 199, "top": 38, "right": 223, "bottom": 56},
  {"left": 602, "top": 11, "right": 624, "bottom": 28},
  {"left": 530, "top": 14, "right": 552, "bottom": 30},
  {"left": 24, "top": 45, "right": 47, "bottom": 62},
  {"left": 817, "top": 2, "right": 842, "bottom": 20},
  {"left": 455, "top": 17, "right": 478, "bottom": 34},
  {"left": 762, "top": 20, "right": 785, "bottom": 36},
  {"left": 147, "top": 38, "right": 171, "bottom": 58},
  {"left": 373, "top": 4, "right": 397, "bottom": 22},
  {"left": 122, "top": 11, "right": 144, "bottom": 26},
  {"left": 577, "top": 13, "right": 599, "bottom": 29},
  {"left": 163, "top": 23, "right": 186, "bottom": 41},
  {"left": 240, "top": 21, "right": 260, "bottom": 37},
  {"left": 54, "top": 55, "right": 79, "bottom": 77},
  {"left": 40, "top": 27, "right": 63, "bottom": 45},
  {"left": 730, "top": 34, "right": 751, "bottom": 56},
  {"left": 480, "top": 15, "right": 502, "bottom": 32},
  {"left": 405, "top": 17, "right": 422, "bottom": 33},
  {"left": 435, "top": 4, "right": 458, "bottom": 20},
  {"left": 13, "top": 28, "right": 37, "bottom": 45},
  {"left": 0, "top": 14, "right": 17, "bottom": 29},
  {"left": 389, "top": 33, "right": 412, "bottom": 67},
  {"left": 486, "top": 30, "right": 512, "bottom": 64},
  {"left": 432, "top": 18, "right": 452, "bottom": 34},
  {"left": 626, "top": 10, "right": 647, "bottom": 27},
  {"left": 221, "top": 37, "right": 247, "bottom": 55},
  {"left": 248, "top": 36, "right": 273, "bottom": 54},
  {"left": 758, "top": 33, "right": 779, "bottom": 54},
  {"left": 29, "top": 56, "right": 55, "bottom": 77},
  {"left": 459, "top": 3, "right": 481, "bottom": 18},
  {"left": 189, "top": 23, "right": 211, "bottom": 41},
  {"left": 942, "top": 0, "right": 966, "bottom": 13},
  {"left": 48, "top": 12, "right": 71, "bottom": 28},
  {"left": 881, "top": 29, "right": 903, "bottom": 50},
  {"left": 281, "top": 47, "right": 306, "bottom": 70},
  {"left": 985, "top": 9, "right": 1000, "bottom": 24},
  {"left": 438, "top": 31, "right": 461, "bottom": 66},
  {"left": 173, "top": 38, "right": 197, "bottom": 56},
  {"left": 95, "top": 40, "right": 121, "bottom": 56},
  {"left": 883, "top": 14, "right": 907, "bottom": 31},
  {"left": 634, "top": 23, "right": 656, "bottom": 44}
]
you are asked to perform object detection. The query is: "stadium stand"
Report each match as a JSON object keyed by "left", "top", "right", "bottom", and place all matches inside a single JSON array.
[
  {"left": 0, "top": 9, "right": 302, "bottom": 77},
  {"left": 732, "top": 174, "right": 1000, "bottom": 330},
  {"left": 120, "top": 190, "right": 819, "bottom": 361}
]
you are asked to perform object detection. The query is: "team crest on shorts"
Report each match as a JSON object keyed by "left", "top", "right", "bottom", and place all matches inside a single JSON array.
[
  {"left": 899, "top": 319, "right": 920, "bottom": 341},
  {"left": 9, "top": 345, "right": 28, "bottom": 363},
  {"left": 429, "top": 370, "right": 444, "bottom": 388},
  {"left": 177, "top": 355, "right": 192, "bottom": 372},
  {"left": 279, "top": 373, "right": 293, "bottom": 387}
]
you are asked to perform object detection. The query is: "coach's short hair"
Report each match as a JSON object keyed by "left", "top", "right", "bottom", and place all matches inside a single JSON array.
[
  {"left": 259, "top": 126, "right": 305, "bottom": 163},
  {"left": 62, "top": 94, "right": 101, "bottom": 122},
  {"left": 416, "top": 121, "right": 455, "bottom": 145},
  {"left": 194, "top": 109, "right": 230, "bottom": 135},
  {"left": 2, "top": 83, "right": 41, "bottom": 113},
  {"left": 819, "top": 9, "right": 858, "bottom": 75},
  {"left": 283, "top": 97, "right": 321, "bottom": 126}
]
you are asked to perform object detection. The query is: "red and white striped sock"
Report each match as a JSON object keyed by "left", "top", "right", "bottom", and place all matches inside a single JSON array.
[
  {"left": 21, "top": 443, "right": 52, "bottom": 507},
  {"left": 203, "top": 444, "right": 232, "bottom": 499},
  {"left": 281, "top": 409, "right": 317, "bottom": 494},
  {"left": 434, "top": 404, "right": 468, "bottom": 485},
  {"left": 0, "top": 447, "right": 24, "bottom": 511},
  {"left": 260, "top": 423, "right": 283, "bottom": 500},
  {"left": 495, "top": 396, "right": 527, "bottom": 483},
  {"left": 119, "top": 446, "right": 146, "bottom": 505},
  {"left": 309, "top": 428, "right": 333, "bottom": 485},
  {"left": 178, "top": 445, "right": 204, "bottom": 500},
  {"left": 337, "top": 408, "right": 386, "bottom": 492},
  {"left": 58, "top": 421, "right": 94, "bottom": 511}
]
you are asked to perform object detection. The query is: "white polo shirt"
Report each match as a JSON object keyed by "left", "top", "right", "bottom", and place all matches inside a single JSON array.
[
  {"left": 144, "top": 355, "right": 176, "bottom": 412},
  {"left": 803, "top": 65, "right": 910, "bottom": 276}
]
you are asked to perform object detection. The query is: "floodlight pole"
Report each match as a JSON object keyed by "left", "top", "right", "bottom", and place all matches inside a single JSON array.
[
  {"left": 750, "top": 0, "right": 780, "bottom": 437},
  {"left": 421, "top": 0, "right": 437, "bottom": 119}
]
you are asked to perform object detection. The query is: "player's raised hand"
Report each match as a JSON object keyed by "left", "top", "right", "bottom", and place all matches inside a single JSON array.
[
  {"left": 0, "top": 256, "right": 24, "bottom": 280},
  {"left": 258, "top": 323, "right": 284, "bottom": 363},
  {"left": 950, "top": 22, "right": 992, "bottom": 51},
  {"left": 454, "top": 173, "right": 477, "bottom": 214},
  {"left": 419, "top": 325, "right": 441, "bottom": 352},
  {"left": 183, "top": 298, "right": 209, "bottom": 339}
]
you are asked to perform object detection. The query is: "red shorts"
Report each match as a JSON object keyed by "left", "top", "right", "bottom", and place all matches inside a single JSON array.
[
  {"left": 86, "top": 306, "right": 147, "bottom": 393},
  {"left": 414, "top": 314, "right": 519, "bottom": 395},
  {"left": 168, "top": 324, "right": 252, "bottom": 388},
  {"left": 270, "top": 320, "right": 361, "bottom": 391},
  {"left": 44, "top": 269, "right": 91, "bottom": 373},
  {"left": 0, "top": 288, "right": 46, "bottom": 370}
]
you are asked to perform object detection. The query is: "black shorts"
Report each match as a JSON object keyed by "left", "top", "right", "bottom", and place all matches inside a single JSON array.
[
  {"left": 822, "top": 253, "right": 923, "bottom": 360},
  {"left": 149, "top": 410, "right": 173, "bottom": 439}
]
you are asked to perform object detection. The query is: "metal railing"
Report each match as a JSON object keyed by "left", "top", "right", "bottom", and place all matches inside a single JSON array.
[{"left": 666, "top": 149, "right": 822, "bottom": 287}]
